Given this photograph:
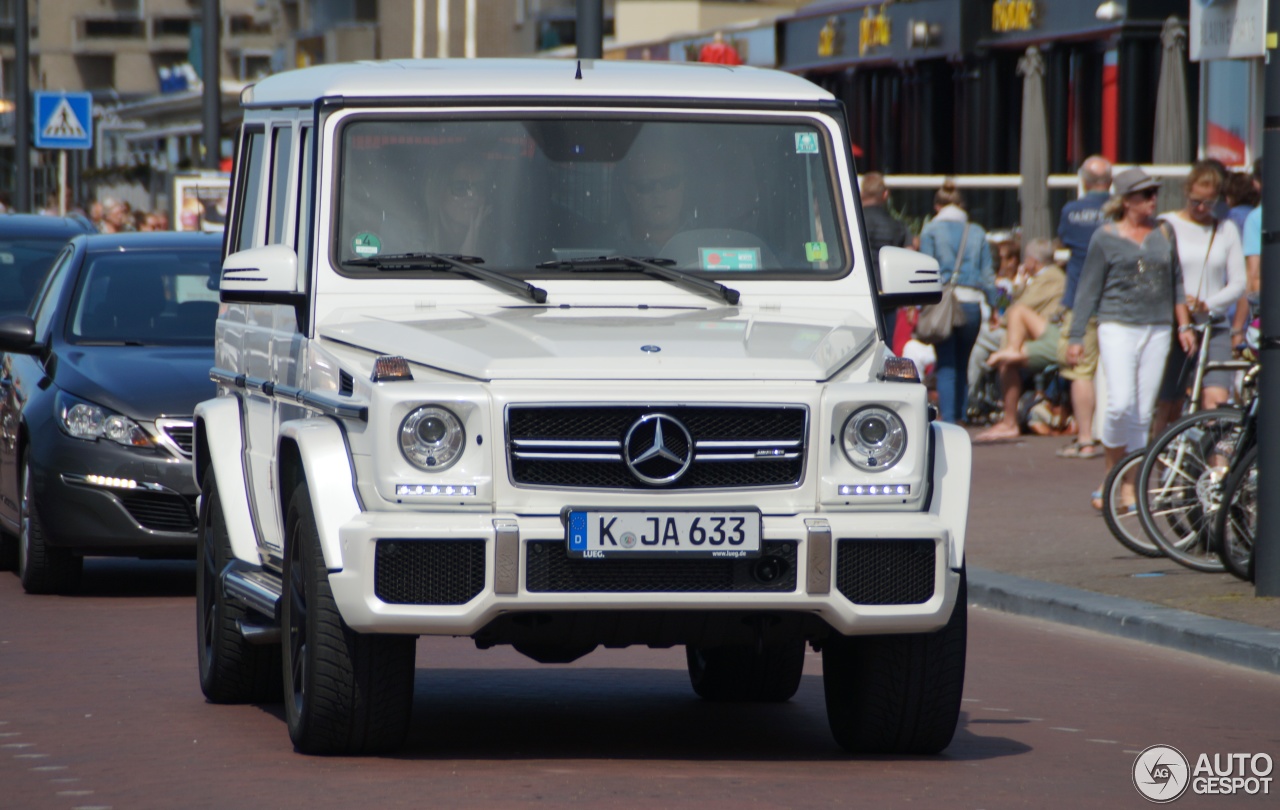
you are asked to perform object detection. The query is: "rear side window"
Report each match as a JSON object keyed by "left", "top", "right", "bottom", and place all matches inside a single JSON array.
[
  {"left": 230, "top": 126, "right": 266, "bottom": 253},
  {"left": 268, "top": 125, "right": 294, "bottom": 244}
]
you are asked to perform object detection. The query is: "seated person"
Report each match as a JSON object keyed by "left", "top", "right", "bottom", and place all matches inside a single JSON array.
[
  {"left": 967, "top": 234, "right": 1021, "bottom": 399},
  {"left": 617, "top": 143, "right": 689, "bottom": 257},
  {"left": 423, "top": 156, "right": 493, "bottom": 257},
  {"left": 973, "top": 238, "right": 1067, "bottom": 442}
]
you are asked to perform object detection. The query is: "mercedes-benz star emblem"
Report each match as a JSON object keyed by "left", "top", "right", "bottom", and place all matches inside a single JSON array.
[{"left": 624, "top": 413, "right": 693, "bottom": 485}]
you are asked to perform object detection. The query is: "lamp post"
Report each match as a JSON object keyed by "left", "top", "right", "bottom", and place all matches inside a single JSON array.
[
  {"left": 576, "top": 0, "right": 602, "bottom": 59},
  {"left": 202, "top": 0, "right": 221, "bottom": 170},
  {"left": 1256, "top": 0, "right": 1280, "bottom": 596},
  {"left": 14, "top": 0, "right": 29, "bottom": 212}
]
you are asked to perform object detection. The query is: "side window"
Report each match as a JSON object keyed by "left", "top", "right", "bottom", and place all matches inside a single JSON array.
[
  {"left": 268, "top": 125, "right": 294, "bottom": 245},
  {"left": 295, "top": 126, "right": 312, "bottom": 255},
  {"left": 230, "top": 125, "right": 266, "bottom": 253},
  {"left": 32, "top": 247, "right": 77, "bottom": 342}
]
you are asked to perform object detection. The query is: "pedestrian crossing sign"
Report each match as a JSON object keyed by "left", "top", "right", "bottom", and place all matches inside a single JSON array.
[{"left": 34, "top": 92, "right": 93, "bottom": 150}]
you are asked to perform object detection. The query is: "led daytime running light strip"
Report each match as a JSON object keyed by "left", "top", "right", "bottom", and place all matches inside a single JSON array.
[
  {"left": 85, "top": 474, "right": 139, "bottom": 489},
  {"left": 839, "top": 484, "right": 910, "bottom": 496},
  {"left": 396, "top": 484, "right": 476, "bottom": 497}
]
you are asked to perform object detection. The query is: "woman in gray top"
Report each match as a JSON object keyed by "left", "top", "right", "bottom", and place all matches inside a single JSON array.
[{"left": 1066, "top": 168, "right": 1196, "bottom": 510}]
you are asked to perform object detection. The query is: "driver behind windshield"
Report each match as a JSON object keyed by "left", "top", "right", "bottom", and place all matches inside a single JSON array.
[
  {"left": 618, "top": 141, "right": 688, "bottom": 257},
  {"left": 424, "top": 154, "right": 493, "bottom": 257}
]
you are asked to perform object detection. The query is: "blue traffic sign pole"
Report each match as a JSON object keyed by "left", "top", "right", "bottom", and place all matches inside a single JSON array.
[{"left": 33, "top": 92, "right": 94, "bottom": 217}]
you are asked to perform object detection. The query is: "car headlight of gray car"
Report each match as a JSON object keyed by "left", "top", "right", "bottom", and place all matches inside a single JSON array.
[{"left": 55, "top": 391, "right": 152, "bottom": 447}]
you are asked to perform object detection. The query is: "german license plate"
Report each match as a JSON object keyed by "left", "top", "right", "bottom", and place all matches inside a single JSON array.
[{"left": 566, "top": 510, "right": 761, "bottom": 559}]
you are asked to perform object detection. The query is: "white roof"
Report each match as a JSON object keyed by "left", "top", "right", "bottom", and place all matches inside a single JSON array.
[{"left": 245, "top": 58, "right": 833, "bottom": 107}]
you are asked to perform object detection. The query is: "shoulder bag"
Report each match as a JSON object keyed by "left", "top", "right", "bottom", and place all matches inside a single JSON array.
[{"left": 915, "top": 222, "right": 971, "bottom": 345}]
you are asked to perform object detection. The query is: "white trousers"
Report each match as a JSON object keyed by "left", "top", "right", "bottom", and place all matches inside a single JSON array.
[{"left": 1097, "top": 322, "right": 1172, "bottom": 452}]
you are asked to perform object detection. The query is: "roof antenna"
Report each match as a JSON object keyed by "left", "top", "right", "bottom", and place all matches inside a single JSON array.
[{"left": 575, "top": 60, "right": 582, "bottom": 80}]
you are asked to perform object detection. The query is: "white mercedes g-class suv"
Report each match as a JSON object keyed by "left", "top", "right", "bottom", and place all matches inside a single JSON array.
[{"left": 194, "top": 58, "right": 970, "bottom": 756}]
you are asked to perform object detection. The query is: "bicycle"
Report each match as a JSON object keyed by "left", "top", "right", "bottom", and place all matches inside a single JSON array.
[
  {"left": 1106, "top": 319, "right": 1253, "bottom": 564},
  {"left": 1209, "top": 387, "right": 1260, "bottom": 581},
  {"left": 1101, "top": 449, "right": 1161, "bottom": 557},
  {"left": 1134, "top": 407, "right": 1243, "bottom": 572},
  {"left": 1213, "top": 444, "right": 1257, "bottom": 582}
]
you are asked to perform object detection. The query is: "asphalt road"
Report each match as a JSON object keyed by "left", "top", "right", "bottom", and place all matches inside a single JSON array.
[{"left": 2, "top": 558, "right": 1279, "bottom": 809}]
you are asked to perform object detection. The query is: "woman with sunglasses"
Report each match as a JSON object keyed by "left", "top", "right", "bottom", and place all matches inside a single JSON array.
[
  {"left": 1154, "top": 162, "right": 1247, "bottom": 419},
  {"left": 1066, "top": 167, "right": 1196, "bottom": 511}
]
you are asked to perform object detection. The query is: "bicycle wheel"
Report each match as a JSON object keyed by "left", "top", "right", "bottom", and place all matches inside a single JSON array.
[
  {"left": 1136, "top": 408, "right": 1243, "bottom": 573},
  {"left": 1102, "top": 449, "right": 1162, "bottom": 557},
  {"left": 1213, "top": 444, "right": 1257, "bottom": 582}
]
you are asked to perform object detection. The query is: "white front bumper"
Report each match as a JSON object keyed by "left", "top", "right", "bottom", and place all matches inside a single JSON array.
[
  {"left": 329, "top": 421, "right": 972, "bottom": 638},
  {"left": 330, "top": 509, "right": 965, "bottom": 637}
]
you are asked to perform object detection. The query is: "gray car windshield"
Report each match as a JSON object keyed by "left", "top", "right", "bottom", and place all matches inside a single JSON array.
[
  {"left": 69, "top": 251, "right": 222, "bottom": 345},
  {"left": 334, "top": 115, "right": 848, "bottom": 278}
]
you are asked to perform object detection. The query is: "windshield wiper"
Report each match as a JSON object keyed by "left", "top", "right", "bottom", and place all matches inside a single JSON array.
[
  {"left": 535, "top": 255, "right": 740, "bottom": 305},
  {"left": 345, "top": 252, "right": 547, "bottom": 304}
]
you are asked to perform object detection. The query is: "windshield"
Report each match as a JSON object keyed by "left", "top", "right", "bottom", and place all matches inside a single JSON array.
[
  {"left": 69, "top": 250, "right": 222, "bottom": 345},
  {"left": 333, "top": 114, "right": 848, "bottom": 279},
  {"left": 0, "top": 238, "right": 75, "bottom": 316}
]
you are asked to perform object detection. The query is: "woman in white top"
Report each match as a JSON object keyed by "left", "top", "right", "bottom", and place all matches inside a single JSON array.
[{"left": 1158, "top": 163, "right": 1247, "bottom": 411}]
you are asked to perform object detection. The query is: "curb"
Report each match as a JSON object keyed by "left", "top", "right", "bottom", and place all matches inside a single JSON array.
[{"left": 968, "top": 567, "right": 1280, "bottom": 675}]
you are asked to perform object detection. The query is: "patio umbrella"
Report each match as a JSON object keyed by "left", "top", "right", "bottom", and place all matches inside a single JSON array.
[
  {"left": 1153, "top": 16, "right": 1190, "bottom": 213},
  {"left": 1018, "top": 46, "right": 1050, "bottom": 243}
]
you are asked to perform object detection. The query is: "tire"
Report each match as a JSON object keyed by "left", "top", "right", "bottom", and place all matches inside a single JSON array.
[
  {"left": 1102, "top": 449, "right": 1163, "bottom": 558},
  {"left": 282, "top": 483, "right": 416, "bottom": 755},
  {"left": 18, "top": 453, "right": 81, "bottom": 594},
  {"left": 1136, "top": 409, "right": 1242, "bottom": 574},
  {"left": 822, "top": 569, "right": 967, "bottom": 755},
  {"left": 686, "top": 638, "right": 806, "bottom": 703},
  {"left": 197, "top": 474, "right": 282, "bottom": 703},
  {"left": 1213, "top": 445, "right": 1257, "bottom": 583}
]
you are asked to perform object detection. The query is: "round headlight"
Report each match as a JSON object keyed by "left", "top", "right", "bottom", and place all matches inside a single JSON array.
[
  {"left": 841, "top": 407, "right": 907, "bottom": 472},
  {"left": 399, "top": 406, "right": 465, "bottom": 471}
]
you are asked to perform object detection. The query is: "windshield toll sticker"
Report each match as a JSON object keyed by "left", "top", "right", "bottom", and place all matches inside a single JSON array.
[
  {"left": 700, "top": 248, "right": 761, "bottom": 271},
  {"left": 352, "top": 232, "right": 382, "bottom": 257},
  {"left": 805, "top": 241, "right": 829, "bottom": 262},
  {"left": 795, "top": 132, "right": 820, "bottom": 154}
]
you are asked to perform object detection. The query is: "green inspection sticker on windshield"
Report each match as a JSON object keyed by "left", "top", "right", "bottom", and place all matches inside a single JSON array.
[
  {"left": 352, "top": 232, "right": 382, "bottom": 257},
  {"left": 805, "top": 241, "right": 829, "bottom": 262},
  {"left": 795, "top": 132, "right": 820, "bottom": 154},
  {"left": 700, "top": 248, "right": 761, "bottom": 271}
]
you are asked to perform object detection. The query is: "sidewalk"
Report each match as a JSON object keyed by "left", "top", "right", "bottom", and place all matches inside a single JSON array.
[{"left": 963, "top": 431, "right": 1280, "bottom": 673}]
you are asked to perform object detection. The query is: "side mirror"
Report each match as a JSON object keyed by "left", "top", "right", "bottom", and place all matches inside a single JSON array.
[
  {"left": 0, "top": 315, "right": 37, "bottom": 354},
  {"left": 220, "top": 245, "right": 302, "bottom": 307},
  {"left": 877, "top": 246, "right": 943, "bottom": 307}
]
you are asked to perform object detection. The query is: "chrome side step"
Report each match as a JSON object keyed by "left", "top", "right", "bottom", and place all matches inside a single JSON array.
[{"left": 222, "top": 560, "right": 283, "bottom": 641}]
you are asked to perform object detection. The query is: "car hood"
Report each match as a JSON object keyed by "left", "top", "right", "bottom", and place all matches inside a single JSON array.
[
  {"left": 54, "top": 345, "right": 217, "bottom": 419},
  {"left": 320, "top": 305, "right": 875, "bottom": 381}
]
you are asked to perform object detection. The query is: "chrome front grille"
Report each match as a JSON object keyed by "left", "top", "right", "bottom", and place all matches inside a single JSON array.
[
  {"left": 506, "top": 405, "right": 807, "bottom": 490},
  {"left": 155, "top": 418, "right": 194, "bottom": 457}
]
